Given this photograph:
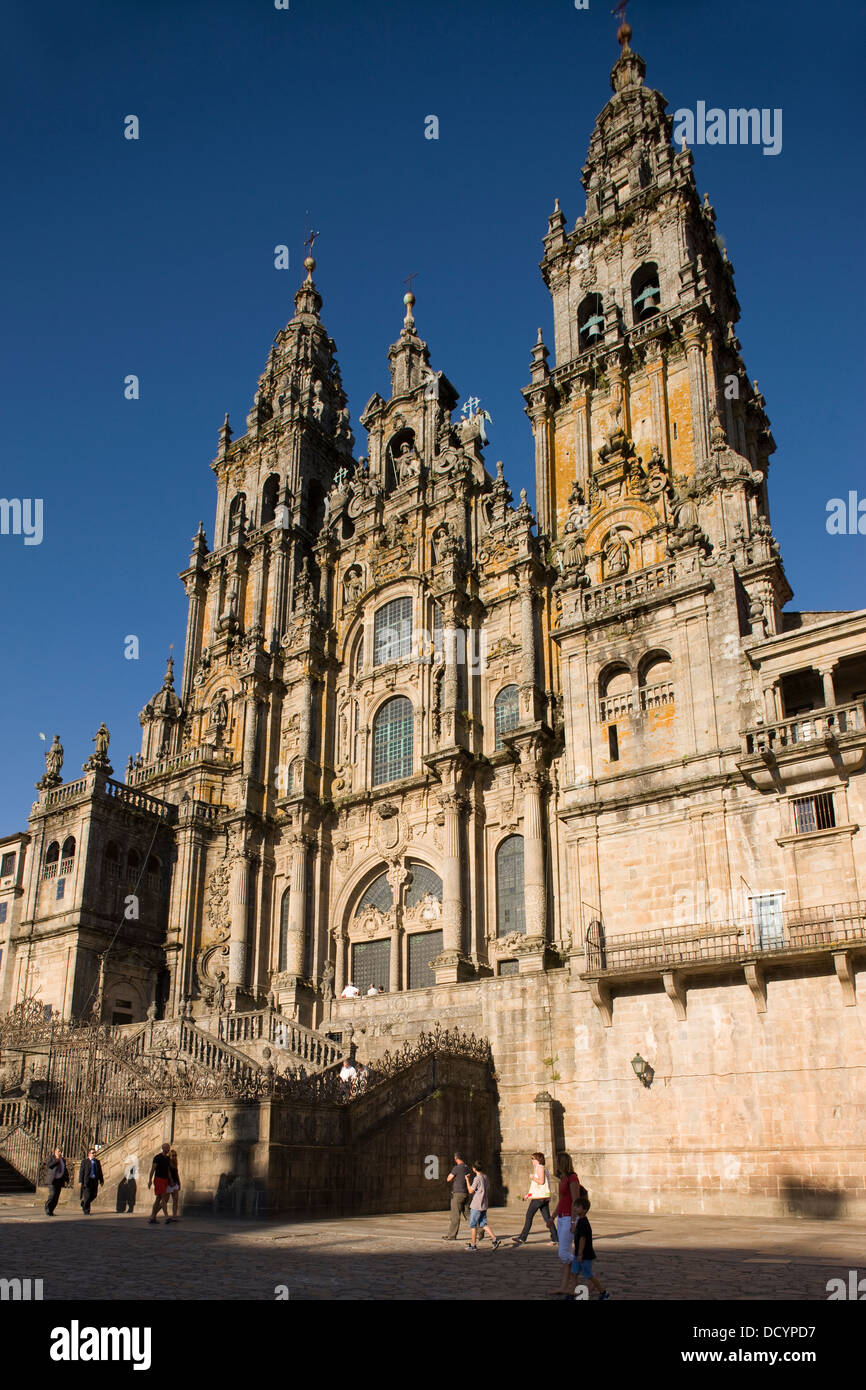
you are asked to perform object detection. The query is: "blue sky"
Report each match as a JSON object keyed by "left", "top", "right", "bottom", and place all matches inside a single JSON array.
[{"left": 0, "top": 0, "right": 863, "bottom": 830}]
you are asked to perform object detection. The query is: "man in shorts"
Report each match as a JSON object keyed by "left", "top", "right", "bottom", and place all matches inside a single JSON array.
[{"left": 148, "top": 1142, "right": 174, "bottom": 1224}]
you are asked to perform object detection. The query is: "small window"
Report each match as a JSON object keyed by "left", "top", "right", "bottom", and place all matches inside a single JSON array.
[
  {"left": 115, "top": 999, "right": 133, "bottom": 1010},
  {"left": 374, "top": 598, "right": 413, "bottom": 666},
  {"left": 0, "top": 852, "right": 15, "bottom": 877},
  {"left": 792, "top": 792, "right": 836, "bottom": 835},
  {"left": 0, "top": 903, "right": 8, "bottom": 925},
  {"left": 608, "top": 725, "right": 619, "bottom": 761},
  {"left": 494, "top": 685, "right": 520, "bottom": 749},
  {"left": 499, "top": 958, "right": 519, "bottom": 976},
  {"left": 56, "top": 879, "right": 66, "bottom": 901},
  {"left": 111, "top": 1012, "right": 133, "bottom": 1025}
]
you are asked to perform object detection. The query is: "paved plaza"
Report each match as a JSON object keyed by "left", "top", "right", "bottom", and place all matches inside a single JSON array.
[{"left": 0, "top": 1196, "right": 863, "bottom": 1301}]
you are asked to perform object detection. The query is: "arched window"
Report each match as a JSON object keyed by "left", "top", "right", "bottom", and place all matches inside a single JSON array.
[
  {"left": 45, "top": 841, "right": 60, "bottom": 865},
  {"left": 104, "top": 842, "right": 120, "bottom": 878},
  {"left": 494, "top": 684, "right": 520, "bottom": 749},
  {"left": 639, "top": 650, "right": 675, "bottom": 710},
  {"left": 631, "top": 262, "right": 661, "bottom": 323},
  {"left": 145, "top": 855, "right": 161, "bottom": 888},
  {"left": 578, "top": 292, "right": 604, "bottom": 351},
  {"left": 405, "top": 863, "right": 443, "bottom": 907},
  {"left": 356, "top": 872, "right": 394, "bottom": 915},
  {"left": 261, "top": 474, "right": 280, "bottom": 526},
  {"left": 496, "top": 835, "right": 525, "bottom": 937},
  {"left": 351, "top": 631, "right": 364, "bottom": 678},
  {"left": 278, "top": 888, "right": 290, "bottom": 972},
  {"left": 599, "top": 663, "right": 633, "bottom": 721},
  {"left": 60, "top": 836, "right": 76, "bottom": 866},
  {"left": 372, "top": 697, "right": 414, "bottom": 786},
  {"left": 374, "top": 597, "right": 412, "bottom": 667},
  {"left": 126, "top": 848, "right": 141, "bottom": 883}
]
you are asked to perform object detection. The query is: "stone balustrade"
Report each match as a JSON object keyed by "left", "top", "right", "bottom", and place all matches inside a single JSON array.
[{"left": 742, "top": 700, "right": 866, "bottom": 757}]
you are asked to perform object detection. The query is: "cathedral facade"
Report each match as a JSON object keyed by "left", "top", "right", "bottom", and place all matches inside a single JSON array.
[{"left": 2, "top": 28, "right": 864, "bottom": 1212}]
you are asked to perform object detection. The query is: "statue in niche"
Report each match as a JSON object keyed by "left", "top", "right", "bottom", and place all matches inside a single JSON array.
[
  {"left": 395, "top": 440, "right": 421, "bottom": 483},
  {"left": 603, "top": 531, "right": 630, "bottom": 578}
]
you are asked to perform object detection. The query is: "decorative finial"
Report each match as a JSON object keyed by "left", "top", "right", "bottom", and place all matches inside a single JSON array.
[
  {"left": 613, "top": 1, "right": 630, "bottom": 46},
  {"left": 536, "top": 326, "right": 544, "bottom": 344}
]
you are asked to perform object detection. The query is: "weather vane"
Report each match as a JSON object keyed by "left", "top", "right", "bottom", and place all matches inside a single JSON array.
[
  {"left": 612, "top": 1, "right": 628, "bottom": 23},
  {"left": 403, "top": 271, "right": 419, "bottom": 294}
]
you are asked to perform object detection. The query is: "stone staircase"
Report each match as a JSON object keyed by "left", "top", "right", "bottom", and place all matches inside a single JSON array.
[{"left": 0, "top": 1153, "right": 34, "bottom": 1194}]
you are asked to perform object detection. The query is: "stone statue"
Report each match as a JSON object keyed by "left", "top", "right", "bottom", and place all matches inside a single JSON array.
[
  {"left": 560, "top": 520, "right": 587, "bottom": 574},
  {"left": 37, "top": 734, "right": 64, "bottom": 790},
  {"left": 94, "top": 723, "right": 110, "bottom": 759},
  {"left": 45, "top": 734, "right": 63, "bottom": 778},
  {"left": 321, "top": 960, "right": 335, "bottom": 1003},
  {"left": 603, "top": 532, "right": 630, "bottom": 578}
]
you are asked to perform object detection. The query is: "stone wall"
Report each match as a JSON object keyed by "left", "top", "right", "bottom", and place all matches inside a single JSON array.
[{"left": 327, "top": 954, "right": 866, "bottom": 1217}]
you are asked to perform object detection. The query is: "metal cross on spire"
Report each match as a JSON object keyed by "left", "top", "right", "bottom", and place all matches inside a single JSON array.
[{"left": 403, "top": 271, "right": 419, "bottom": 294}]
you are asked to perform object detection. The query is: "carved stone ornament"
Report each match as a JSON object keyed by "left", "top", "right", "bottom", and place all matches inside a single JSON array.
[{"left": 206, "top": 1110, "right": 229, "bottom": 1141}]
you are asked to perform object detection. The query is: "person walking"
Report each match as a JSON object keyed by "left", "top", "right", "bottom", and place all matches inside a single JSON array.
[
  {"left": 550, "top": 1152, "right": 585, "bottom": 1294},
  {"left": 147, "top": 1142, "right": 174, "bottom": 1224},
  {"left": 45, "top": 1147, "right": 70, "bottom": 1216},
  {"left": 78, "top": 1147, "right": 104, "bottom": 1214},
  {"left": 442, "top": 1150, "right": 472, "bottom": 1241},
  {"left": 465, "top": 1160, "right": 501, "bottom": 1251},
  {"left": 168, "top": 1148, "right": 182, "bottom": 1220},
  {"left": 512, "top": 1152, "right": 556, "bottom": 1245}
]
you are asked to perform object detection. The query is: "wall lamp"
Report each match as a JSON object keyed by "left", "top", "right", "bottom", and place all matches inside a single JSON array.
[{"left": 631, "top": 1053, "right": 654, "bottom": 1088}]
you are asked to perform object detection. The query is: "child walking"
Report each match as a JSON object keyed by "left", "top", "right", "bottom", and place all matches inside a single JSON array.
[
  {"left": 465, "top": 1161, "right": 501, "bottom": 1251},
  {"left": 569, "top": 1200, "right": 610, "bottom": 1299}
]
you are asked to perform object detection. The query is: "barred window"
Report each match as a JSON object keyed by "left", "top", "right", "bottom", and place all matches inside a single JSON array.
[
  {"left": 373, "top": 697, "right": 413, "bottom": 785},
  {"left": 374, "top": 597, "right": 412, "bottom": 666},
  {"left": 0, "top": 853, "right": 16, "bottom": 878},
  {"left": 494, "top": 684, "right": 520, "bottom": 749},
  {"left": 356, "top": 872, "right": 393, "bottom": 915},
  {"left": 792, "top": 792, "right": 836, "bottom": 835},
  {"left": 408, "top": 930, "right": 443, "bottom": 989},
  {"left": 496, "top": 834, "right": 525, "bottom": 937}
]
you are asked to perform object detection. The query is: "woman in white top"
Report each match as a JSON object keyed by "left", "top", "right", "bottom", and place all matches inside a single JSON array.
[{"left": 512, "top": 1152, "right": 557, "bottom": 1245}]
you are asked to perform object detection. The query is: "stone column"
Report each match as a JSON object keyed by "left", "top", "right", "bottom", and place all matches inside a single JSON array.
[
  {"left": 535, "top": 1091, "right": 557, "bottom": 1167},
  {"left": 684, "top": 324, "right": 710, "bottom": 464},
  {"left": 269, "top": 531, "right": 288, "bottom": 646},
  {"left": 181, "top": 575, "right": 206, "bottom": 704},
  {"left": 819, "top": 665, "right": 836, "bottom": 710},
  {"left": 530, "top": 407, "right": 552, "bottom": 536},
  {"left": 335, "top": 931, "right": 348, "bottom": 997},
  {"left": 228, "top": 853, "right": 252, "bottom": 989},
  {"left": 442, "top": 597, "right": 462, "bottom": 746},
  {"left": 573, "top": 392, "right": 590, "bottom": 493},
  {"left": 519, "top": 581, "right": 538, "bottom": 722},
  {"left": 283, "top": 835, "right": 308, "bottom": 976},
  {"left": 521, "top": 766, "right": 547, "bottom": 939},
  {"left": 440, "top": 792, "right": 467, "bottom": 956},
  {"left": 243, "top": 694, "right": 260, "bottom": 779},
  {"left": 645, "top": 342, "right": 669, "bottom": 460}
]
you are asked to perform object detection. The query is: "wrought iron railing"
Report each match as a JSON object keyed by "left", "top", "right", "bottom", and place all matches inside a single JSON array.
[{"left": 583, "top": 900, "right": 866, "bottom": 975}]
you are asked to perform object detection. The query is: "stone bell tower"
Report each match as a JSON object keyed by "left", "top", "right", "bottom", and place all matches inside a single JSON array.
[{"left": 524, "top": 20, "right": 790, "bottom": 636}]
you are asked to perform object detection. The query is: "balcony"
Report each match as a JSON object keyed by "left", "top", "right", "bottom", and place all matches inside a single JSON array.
[
  {"left": 739, "top": 701, "right": 866, "bottom": 790},
  {"left": 581, "top": 900, "right": 866, "bottom": 1024}
]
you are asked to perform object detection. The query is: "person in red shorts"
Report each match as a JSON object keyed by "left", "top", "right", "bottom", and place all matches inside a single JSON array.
[{"left": 148, "top": 1142, "right": 173, "bottom": 1224}]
